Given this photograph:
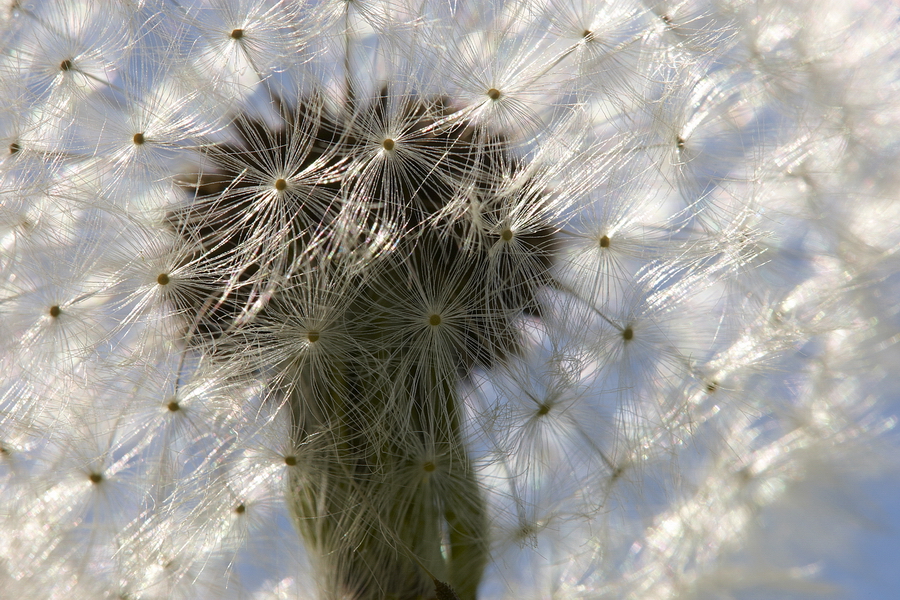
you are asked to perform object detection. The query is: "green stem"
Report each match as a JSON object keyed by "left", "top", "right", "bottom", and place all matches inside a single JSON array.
[{"left": 284, "top": 292, "right": 487, "bottom": 599}]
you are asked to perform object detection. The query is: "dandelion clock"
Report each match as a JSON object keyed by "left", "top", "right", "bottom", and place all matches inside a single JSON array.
[{"left": 2, "top": 1, "right": 899, "bottom": 599}]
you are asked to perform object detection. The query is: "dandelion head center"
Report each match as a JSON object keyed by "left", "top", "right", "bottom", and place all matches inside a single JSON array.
[{"left": 171, "top": 90, "right": 559, "bottom": 371}]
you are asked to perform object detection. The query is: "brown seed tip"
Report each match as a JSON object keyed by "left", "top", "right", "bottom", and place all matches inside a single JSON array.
[
  {"left": 487, "top": 88, "right": 501, "bottom": 101},
  {"left": 433, "top": 579, "right": 461, "bottom": 600},
  {"left": 157, "top": 273, "right": 170, "bottom": 286},
  {"left": 274, "top": 178, "right": 288, "bottom": 191},
  {"left": 230, "top": 28, "right": 244, "bottom": 40},
  {"left": 428, "top": 314, "right": 442, "bottom": 327},
  {"left": 49, "top": 305, "right": 61, "bottom": 318},
  {"left": 60, "top": 59, "right": 74, "bottom": 72},
  {"left": 133, "top": 132, "right": 145, "bottom": 145},
  {"left": 599, "top": 235, "right": 610, "bottom": 248},
  {"left": 89, "top": 472, "right": 103, "bottom": 484},
  {"left": 622, "top": 326, "right": 634, "bottom": 341},
  {"left": 382, "top": 138, "right": 395, "bottom": 151}
]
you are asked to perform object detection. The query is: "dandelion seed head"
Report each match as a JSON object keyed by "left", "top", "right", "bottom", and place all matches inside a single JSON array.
[{"left": 2, "top": 1, "right": 898, "bottom": 599}]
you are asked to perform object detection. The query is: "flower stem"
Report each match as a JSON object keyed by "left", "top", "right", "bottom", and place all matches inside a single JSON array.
[{"left": 285, "top": 290, "right": 487, "bottom": 600}]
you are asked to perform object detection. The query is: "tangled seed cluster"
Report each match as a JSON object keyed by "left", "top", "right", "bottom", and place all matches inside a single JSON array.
[{"left": 170, "top": 92, "right": 558, "bottom": 599}]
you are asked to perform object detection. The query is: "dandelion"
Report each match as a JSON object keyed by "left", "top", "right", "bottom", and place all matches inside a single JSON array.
[{"left": 2, "top": 0, "right": 900, "bottom": 599}]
